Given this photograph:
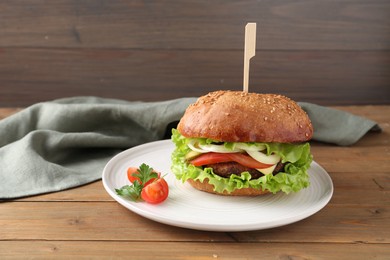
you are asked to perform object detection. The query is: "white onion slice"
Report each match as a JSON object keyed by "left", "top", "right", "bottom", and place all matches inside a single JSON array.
[
  {"left": 198, "top": 143, "right": 243, "bottom": 153},
  {"left": 188, "top": 140, "right": 281, "bottom": 167},
  {"left": 187, "top": 140, "right": 209, "bottom": 153},
  {"left": 246, "top": 150, "right": 281, "bottom": 165}
]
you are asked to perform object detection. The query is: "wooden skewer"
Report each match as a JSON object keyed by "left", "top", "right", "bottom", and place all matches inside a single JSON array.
[{"left": 243, "top": 23, "right": 257, "bottom": 93}]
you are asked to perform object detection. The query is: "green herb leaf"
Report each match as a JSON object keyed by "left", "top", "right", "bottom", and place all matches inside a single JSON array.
[
  {"left": 115, "top": 182, "right": 143, "bottom": 202},
  {"left": 136, "top": 163, "right": 158, "bottom": 185}
]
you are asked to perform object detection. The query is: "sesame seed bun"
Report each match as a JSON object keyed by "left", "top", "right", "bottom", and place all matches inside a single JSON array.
[{"left": 178, "top": 90, "right": 313, "bottom": 143}]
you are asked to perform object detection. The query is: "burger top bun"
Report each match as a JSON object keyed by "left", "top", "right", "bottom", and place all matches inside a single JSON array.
[{"left": 177, "top": 90, "right": 313, "bottom": 143}]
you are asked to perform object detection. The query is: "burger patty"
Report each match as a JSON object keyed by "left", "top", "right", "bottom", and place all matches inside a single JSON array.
[
  {"left": 206, "top": 161, "right": 286, "bottom": 179},
  {"left": 206, "top": 162, "right": 263, "bottom": 178},
  {"left": 273, "top": 161, "right": 286, "bottom": 173}
]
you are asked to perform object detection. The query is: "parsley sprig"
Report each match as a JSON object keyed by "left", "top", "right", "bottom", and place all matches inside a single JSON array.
[{"left": 115, "top": 163, "right": 158, "bottom": 202}]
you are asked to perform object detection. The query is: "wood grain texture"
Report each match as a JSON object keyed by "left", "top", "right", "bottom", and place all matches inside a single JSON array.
[
  {"left": 0, "top": 0, "right": 389, "bottom": 50},
  {"left": 0, "top": 48, "right": 389, "bottom": 106},
  {"left": 0, "top": 241, "right": 389, "bottom": 259},
  {"left": 0, "top": 0, "right": 389, "bottom": 106},
  {"left": 0, "top": 202, "right": 235, "bottom": 242},
  {"left": 0, "top": 108, "right": 22, "bottom": 120},
  {"left": 1, "top": 201, "right": 388, "bottom": 243}
]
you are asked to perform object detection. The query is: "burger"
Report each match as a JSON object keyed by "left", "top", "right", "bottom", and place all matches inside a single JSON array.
[{"left": 171, "top": 90, "right": 313, "bottom": 196}]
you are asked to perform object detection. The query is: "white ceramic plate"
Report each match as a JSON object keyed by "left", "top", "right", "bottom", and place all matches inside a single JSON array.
[{"left": 102, "top": 140, "right": 333, "bottom": 232}]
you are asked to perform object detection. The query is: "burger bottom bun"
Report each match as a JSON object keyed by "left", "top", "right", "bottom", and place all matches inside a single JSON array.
[{"left": 187, "top": 179, "right": 270, "bottom": 196}]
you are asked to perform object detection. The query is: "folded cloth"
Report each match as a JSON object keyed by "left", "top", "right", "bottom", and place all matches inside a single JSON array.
[
  {"left": 299, "top": 102, "right": 381, "bottom": 146},
  {"left": 0, "top": 97, "right": 380, "bottom": 199}
]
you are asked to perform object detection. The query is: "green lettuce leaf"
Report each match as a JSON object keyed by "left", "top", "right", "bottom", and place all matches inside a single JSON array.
[{"left": 171, "top": 129, "right": 313, "bottom": 194}]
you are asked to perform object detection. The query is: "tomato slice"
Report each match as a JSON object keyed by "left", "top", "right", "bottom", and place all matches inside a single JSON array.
[
  {"left": 127, "top": 167, "right": 160, "bottom": 186},
  {"left": 141, "top": 178, "right": 169, "bottom": 204},
  {"left": 190, "top": 152, "right": 273, "bottom": 169},
  {"left": 190, "top": 153, "right": 233, "bottom": 166}
]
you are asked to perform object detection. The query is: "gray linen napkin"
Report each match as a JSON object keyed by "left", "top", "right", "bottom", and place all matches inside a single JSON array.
[
  {"left": 299, "top": 102, "right": 380, "bottom": 146},
  {"left": 0, "top": 97, "right": 380, "bottom": 199}
]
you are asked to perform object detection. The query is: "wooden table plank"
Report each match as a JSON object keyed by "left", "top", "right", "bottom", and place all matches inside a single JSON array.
[
  {"left": 0, "top": 241, "right": 389, "bottom": 260},
  {"left": 0, "top": 202, "right": 233, "bottom": 242},
  {"left": 14, "top": 181, "right": 114, "bottom": 202},
  {"left": 0, "top": 49, "right": 389, "bottom": 106},
  {"left": 0, "top": 108, "right": 22, "bottom": 120},
  {"left": 311, "top": 146, "right": 389, "bottom": 173},
  {"left": 233, "top": 205, "right": 389, "bottom": 243},
  {"left": 0, "top": 201, "right": 388, "bottom": 243},
  {"left": 0, "top": 0, "right": 388, "bottom": 50},
  {"left": 1, "top": 105, "right": 388, "bottom": 125},
  {"left": 334, "top": 106, "right": 390, "bottom": 122}
]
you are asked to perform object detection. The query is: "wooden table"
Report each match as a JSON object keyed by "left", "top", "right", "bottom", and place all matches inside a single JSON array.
[{"left": 0, "top": 106, "right": 389, "bottom": 259}]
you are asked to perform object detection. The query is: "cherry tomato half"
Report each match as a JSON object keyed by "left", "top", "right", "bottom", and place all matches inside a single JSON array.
[
  {"left": 141, "top": 178, "right": 169, "bottom": 204},
  {"left": 127, "top": 167, "right": 140, "bottom": 183}
]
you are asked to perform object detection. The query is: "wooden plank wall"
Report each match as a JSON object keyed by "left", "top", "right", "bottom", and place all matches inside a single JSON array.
[{"left": 0, "top": 0, "right": 389, "bottom": 107}]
